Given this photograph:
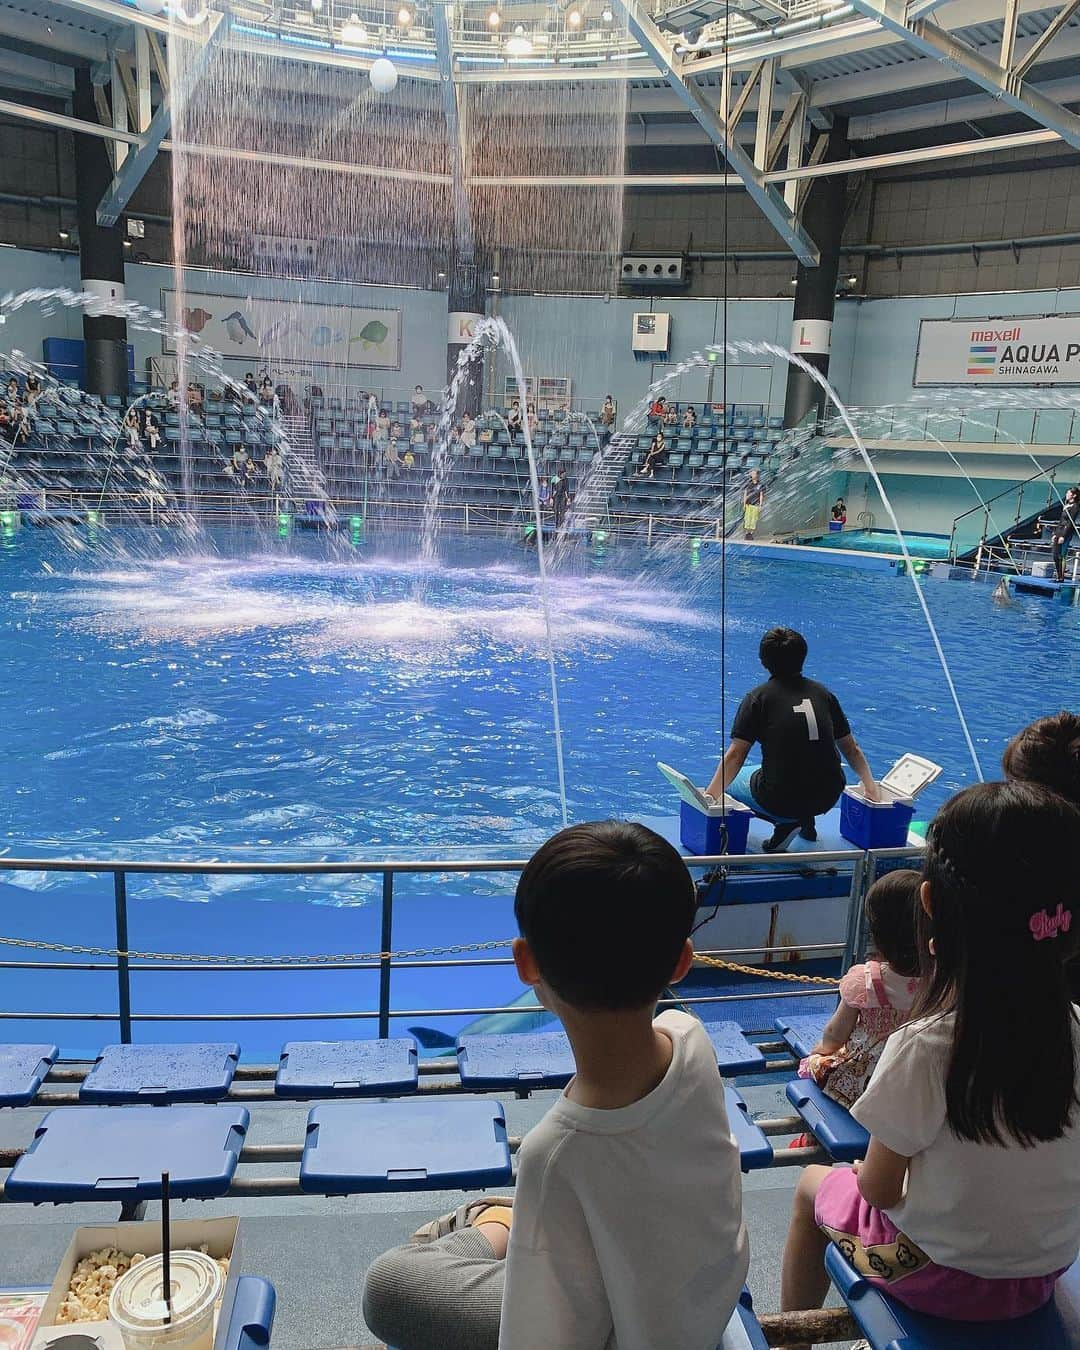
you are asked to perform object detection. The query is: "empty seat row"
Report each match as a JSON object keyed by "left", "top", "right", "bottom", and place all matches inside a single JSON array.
[{"left": 0, "top": 1024, "right": 764, "bottom": 1107}]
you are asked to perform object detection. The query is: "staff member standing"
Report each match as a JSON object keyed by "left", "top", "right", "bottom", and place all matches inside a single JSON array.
[
  {"left": 705, "top": 628, "right": 880, "bottom": 852},
  {"left": 743, "top": 469, "right": 765, "bottom": 539},
  {"left": 1051, "top": 485, "right": 1079, "bottom": 583}
]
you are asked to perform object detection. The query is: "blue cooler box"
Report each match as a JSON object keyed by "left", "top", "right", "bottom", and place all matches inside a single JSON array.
[
  {"left": 839, "top": 787, "right": 915, "bottom": 848},
  {"left": 680, "top": 799, "right": 752, "bottom": 856},
  {"left": 828, "top": 520, "right": 843, "bottom": 532}
]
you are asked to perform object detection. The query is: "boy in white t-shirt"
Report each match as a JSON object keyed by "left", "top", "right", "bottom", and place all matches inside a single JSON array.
[{"left": 363, "top": 821, "right": 749, "bottom": 1350}]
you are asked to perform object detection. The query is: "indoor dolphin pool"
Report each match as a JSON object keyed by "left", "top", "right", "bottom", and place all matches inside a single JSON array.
[{"left": 3, "top": 526, "right": 1077, "bottom": 891}]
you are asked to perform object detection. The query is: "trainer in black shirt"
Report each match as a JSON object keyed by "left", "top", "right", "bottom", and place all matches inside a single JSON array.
[{"left": 704, "top": 627, "right": 880, "bottom": 852}]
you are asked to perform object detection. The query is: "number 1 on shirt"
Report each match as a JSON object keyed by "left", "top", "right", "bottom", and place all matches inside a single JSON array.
[{"left": 793, "top": 698, "right": 820, "bottom": 741}]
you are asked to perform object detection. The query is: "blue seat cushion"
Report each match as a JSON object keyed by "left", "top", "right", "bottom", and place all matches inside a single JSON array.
[
  {"left": 6, "top": 1105, "right": 249, "bottom": 1202},
  {"left": 786, "top": 1080, "right": 869, "bottom": 1161},
  {"left": 775, "top": 1014, "right": 830, "bottom": 1060},
  {"left": 0, "top": 1044, "right": 58, "bottom": 1106},
  {"left": 826, "top": 1245, "right": 1079, "bottom": 1349},
  {"left": 276, "top": 1038, "right": 418, "bottom": 1098},
  {"left": 457, "top": 1031, "right": 574, "bottom": 1091},
  {"left": 726, "top": 1086, "right": 773, "bottom": 1171},
  {"left": 300, "top": 1099, "right": 512, "bottom": 1194},
  {"left": 701, "top": 1021, "right": 767, "bottom": 1075},
  {"left": 80, "top": 1042, "right": 240, "bottom": 1103}
]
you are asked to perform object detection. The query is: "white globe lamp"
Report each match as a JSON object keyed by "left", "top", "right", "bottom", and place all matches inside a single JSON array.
[{"left": 370, "top": 57, "right": 398, "bottom": 93}]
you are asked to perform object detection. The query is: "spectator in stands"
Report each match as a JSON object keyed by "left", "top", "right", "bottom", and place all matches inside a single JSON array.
[
  {"left": 742, "top": 468, "right": 765, "bottom": 539},
  {"left": 550, "top": 470, "right": 570, "bottom": 527},
  {"left": 259, "top": 377, "right": 278, "bottom": 415},
  {"left": 386, "top": 436, "right": 402, "bottom": 477},
  {"left": 638, "top": 428, "right": 667, "bottom": 478},
  {"left": 411, "top": 384, "right": 429, "bottom": 416},
  {"left": 24, "top": 373, "right": 41, "bottom": 406},
  {"left": 10, "top": 398, "right": 30, "bottom": 443},
  {"left": 1051, "top": 485, "right": 1079, "bottom": 582},
  {"left": 279, "top": 384, "right": 299, "bottom": 417},
  {"left": 782, "top": 780, "right": 1080, "bottom": 1331},
  {"left": 649, "top": 395, "right": 665, "bottom": 420},
  {"left": 601, "top": 393, "right": 615, "bottom": 427},
  {"left": 363, "top": 820, "right": 749, "bottom": 1350},
  {"left": 461, "top": 412, "right": 477, "bottom": 449},
  {"left": 831, "top": 497, "right": 847, "bottom": 526},
  {"left": 228, "top": 443, "right": 249, "bottom": 480},
  {"left": 527, "top": 402, "right": 537, "bottom": 437},
  {"left": 704, "top": 627, "right": 879, "bottom": 852},
  {"left": 265, "top": 444, "right": 284, "bottom": 491},
  {"left": 682, "top": 405, "right": 697, "bottom": 430},
  {"left": 367, "top": 392, "right": 379, "bottom": 439},
  {"left": 664, "top": 403, "right": 679, "bottom": 427},
  {"left": 123, "top": 407, "right": 142, "bottom": 449},
  {"left": 507, "top": 400, "right": 523, "bottom": 441},
  {"left": 5, "top": 377, "right": 18, "bottom": 402},
  {"left": 403, "top": 447, "right": 415, "bottom": 471},
  {"left": 375, "top": 408, "right": 391, "bottom": 449},
  {"left": 144, "top": 410, "right": 161, "bottom": 451},
  {"left": 798, "top": 869, "right": 923, "bottom": 1110},
  {"left": 167, "top": 378, "right": 180, "bottom": 408},
  {"left": 244, "top": 372, "right": 257, "bottom": 397},
  {"left": 0, "top": 401, "right": 11, "bottom": 438}
]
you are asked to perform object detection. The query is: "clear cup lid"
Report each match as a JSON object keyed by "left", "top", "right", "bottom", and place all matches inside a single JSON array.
[{"left": 109, "top": 1252, "right": 222, "bottom": 1331}]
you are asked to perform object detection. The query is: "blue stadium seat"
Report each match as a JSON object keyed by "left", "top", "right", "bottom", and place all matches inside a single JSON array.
[
  {"left": 702, "top": 1021, "right": 767, "bottom": 1075},
  {"left": 721, "top": 1288, "right": 769, "bottom": 1350},
  {"left": 6, "top": 1104, "right": 249, "bottom": 1202},
  {"left": 80, "top": 1042, "right": 240, "bottom": 1104},
  {"left": 457, "top": 1030, "right": 575, "bottom": 1091},
  {"left": 219, "top": 1276, "right": 276, "bottom": 1350},
  {"left": 276, "top": 1038, "right": 418, "bottom": 1098},
  {"left": 775, "top": 1014, "right": 829, "bottom": 1060},
  {"left": 826, "top": 1245, "right": 1079, "bottom": 1350},
  {"left": 299, "top": 1099, "right": 512, "bottom": 1194},
  {"left": 785, "top": 1080, "right": 869, "bottom": 1161},
  {"left": 0, "top": 1044, "right": 58, "bottom": 1106},
  {"left": 726, "top": 1086, "right": 773, "bottom": 1171}
]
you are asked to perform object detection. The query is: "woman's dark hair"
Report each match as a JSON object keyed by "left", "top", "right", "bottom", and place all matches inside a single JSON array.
[
  {"left": 514, "top": 821, "right": 696, "bottom": 1011},
  {"left": 1002, "top": 711, "right": 1080, "bottom": 806},
  {"left": 916, "top": 780, "right": 1079, "bottom": 1146},
  {"left": 759, "top": 627, "right": 807, "bottom": 679},
  {"left": 865, "top": 868, "right": 921, "bottom": 977}
]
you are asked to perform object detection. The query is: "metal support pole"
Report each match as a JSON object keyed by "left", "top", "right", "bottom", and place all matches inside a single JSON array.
[
  {"left": 840, "top": 850, "right": 874, "bottom": 974},
  {"left": 113, "top": 869, "right": 132, "bottom": 1043},
  {"left": 377, "top": 870, "right": 394, "bottom": 1039}
]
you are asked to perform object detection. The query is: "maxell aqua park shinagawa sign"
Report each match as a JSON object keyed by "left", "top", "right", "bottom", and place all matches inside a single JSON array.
[{"left": 914, "top": 315, "right": 1080, "bottom": 386}]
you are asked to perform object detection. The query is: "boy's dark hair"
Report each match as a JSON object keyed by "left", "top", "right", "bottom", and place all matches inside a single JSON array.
[
  {"left": 514, "top": 821, "right": 696, "bottom": 1011},
  {"left": 759, "top": 627, "right": 807, "bottom": 679},
  {"left": 866, "top": 868, "right": 921, "bottom": 977},
  {"left": 1002, "top": 711, "right": 1080, "bottom": 806},
  {"left": 916, "top": 780, "right": 1080, "bottom": 1147}
]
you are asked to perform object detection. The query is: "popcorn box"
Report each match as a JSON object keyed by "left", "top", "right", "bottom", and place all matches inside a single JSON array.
[{"left": 33, "top": 1218, "right": 240, "bottom": 1350}]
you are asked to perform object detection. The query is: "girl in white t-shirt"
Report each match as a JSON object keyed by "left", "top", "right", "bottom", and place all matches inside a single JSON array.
[{"left": 781, "top": 780, "right": 1080, "bottom": 1332}]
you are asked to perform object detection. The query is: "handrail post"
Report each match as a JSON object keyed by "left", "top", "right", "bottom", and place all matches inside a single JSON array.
[
  {"left": 841, "top": 851, "right": 874, "bottom": 973},
  {"left": 378, "top": 870, "right": 394, "bottom": 1039},
  {"left": 113, "top": 870, "right": 132, "bottom": 1044}
]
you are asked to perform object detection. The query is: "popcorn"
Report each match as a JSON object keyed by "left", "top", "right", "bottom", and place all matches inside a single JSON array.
[{"left": 57, "top": 1245, "right": 227, "bottom": 1323}]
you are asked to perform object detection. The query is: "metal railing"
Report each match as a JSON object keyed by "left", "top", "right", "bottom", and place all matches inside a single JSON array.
[
  {"left": 838, "top": 404, "right": 1080, "bottom": 448},
  {"left": 0, "top": 843, "right": 921, "bottom": 1044},
  {"left": 947, "top": 446, "right": 1080, "bottom": 563}
]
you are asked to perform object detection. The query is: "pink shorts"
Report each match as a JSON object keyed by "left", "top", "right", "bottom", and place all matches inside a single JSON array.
[{"left": 814, "top": 1166, "right": 1064, "bottom": 1321}]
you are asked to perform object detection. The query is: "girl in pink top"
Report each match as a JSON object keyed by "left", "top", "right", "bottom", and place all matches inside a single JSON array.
[{"left": 800, "top": 868, "right": 922, "bottom": 1108}]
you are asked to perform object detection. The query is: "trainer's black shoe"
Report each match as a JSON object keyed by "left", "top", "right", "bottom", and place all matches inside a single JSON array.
[{"left": 762, "top": 822, "right": 800, "bottom": 853}]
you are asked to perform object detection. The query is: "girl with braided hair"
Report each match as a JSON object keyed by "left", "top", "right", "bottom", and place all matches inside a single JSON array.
[{"left": 781, "top": 780, "right": 1079, "bottom": 1339}]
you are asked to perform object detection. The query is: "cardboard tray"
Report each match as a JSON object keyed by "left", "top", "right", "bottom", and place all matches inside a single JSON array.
[{"left": 32, "top": 1218, "right": 240, "bottom": 1350}]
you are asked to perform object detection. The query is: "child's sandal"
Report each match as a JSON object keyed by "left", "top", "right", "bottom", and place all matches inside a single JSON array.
[{"left": 410, "top": 1196, "right": 515, "bottom": 1244}]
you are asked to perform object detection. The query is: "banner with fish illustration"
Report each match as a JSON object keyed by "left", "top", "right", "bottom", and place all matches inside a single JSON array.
[{"left": 160, "top": 289, "right": 401, "bottom": 370}]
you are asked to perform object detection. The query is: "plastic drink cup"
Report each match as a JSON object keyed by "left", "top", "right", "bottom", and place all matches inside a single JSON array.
[{"left": 108, "top": 1252, "right": 221, "bottom": 1350}]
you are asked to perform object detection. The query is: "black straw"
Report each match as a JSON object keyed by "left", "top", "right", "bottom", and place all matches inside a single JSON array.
[{"left": 161, "top": 1171, "right": 172, "bottom": 1324}]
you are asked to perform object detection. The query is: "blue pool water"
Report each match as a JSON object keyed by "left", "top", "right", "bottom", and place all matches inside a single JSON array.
[
  {"left": 798, "top": 528, "right": 952, "bottom": 558},
  {"left": 2, "top": 526, "right": 1077, "bottom": 902}
]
